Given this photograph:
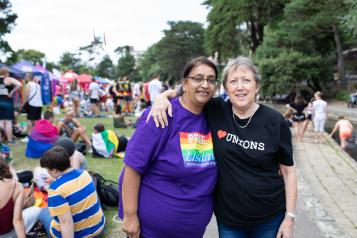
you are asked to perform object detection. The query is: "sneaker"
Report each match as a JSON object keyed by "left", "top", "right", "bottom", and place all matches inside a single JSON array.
[{"left": 21, "top": 137, "right": 29, "bottom": 143}]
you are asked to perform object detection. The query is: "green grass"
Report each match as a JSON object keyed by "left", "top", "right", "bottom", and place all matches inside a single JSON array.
[{"left": 9, "top": 113, "right": 136, "bottom": 237}]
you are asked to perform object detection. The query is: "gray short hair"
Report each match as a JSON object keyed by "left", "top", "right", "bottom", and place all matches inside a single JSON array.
[{"left": 222, "top": 56, "right": 261, "bottom": 88}]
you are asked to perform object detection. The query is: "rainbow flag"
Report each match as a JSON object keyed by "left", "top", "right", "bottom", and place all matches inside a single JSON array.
[{"left": 179, "top": 132, "right": 216, "bottom": 168}]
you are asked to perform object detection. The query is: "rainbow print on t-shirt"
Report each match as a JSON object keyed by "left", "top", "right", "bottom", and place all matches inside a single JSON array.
[{"left": 180, "top": 132, "right": 216, "bottom": 168}]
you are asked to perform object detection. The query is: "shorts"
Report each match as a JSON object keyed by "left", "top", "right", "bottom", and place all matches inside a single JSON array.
[
  {"left": 27, "top": 105, "right": 42, "bottom": 121},
  {"left": 313, "top": 117, "right": 326, "bottom": 132},
  {"left": 90, "top": 98, "right": 99, "bottom": 104},
  {"left": 117, "top": 136, "right": 128, "bottom": 152},
  {"left": 292, "top": 113, "right": 306, "bottom": 122},
  {"left": 0, "top": 100, "right": 14, "bottom": 120},
  {"left": 340, "top": 130, "right": 352, "bottom": 140}
]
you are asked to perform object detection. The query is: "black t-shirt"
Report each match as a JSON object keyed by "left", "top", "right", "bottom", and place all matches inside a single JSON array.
[
  {"left": 289, "top": 103, "right": 307, "bottom": 116},
  {"left": 204, "top": 98, "right": 293, "bottom": 227}
]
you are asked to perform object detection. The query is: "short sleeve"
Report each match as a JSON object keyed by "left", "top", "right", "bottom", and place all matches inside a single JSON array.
[
  {"left": 48, "top": 189, "right": 71, "bottom": 216},
  {"left": 276, "top": 117, "right": 294, "bottom": 166},
  {"left": 124, "top": 109, "right": 165, "bottom": 174}
]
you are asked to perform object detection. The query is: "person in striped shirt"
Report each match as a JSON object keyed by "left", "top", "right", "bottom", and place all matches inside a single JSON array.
[{"left": 38, "top": 146, "right": 105, "bottom": 238}]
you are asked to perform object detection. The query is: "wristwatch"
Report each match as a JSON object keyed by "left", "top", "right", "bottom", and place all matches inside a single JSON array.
[{"left": 286, "top": 212, "right": 296, "bottom": 221}]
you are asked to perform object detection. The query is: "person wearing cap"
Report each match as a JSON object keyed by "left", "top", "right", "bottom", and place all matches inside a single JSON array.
[{"left": 54, "top": 137, "right": 87, "bottom": 170}]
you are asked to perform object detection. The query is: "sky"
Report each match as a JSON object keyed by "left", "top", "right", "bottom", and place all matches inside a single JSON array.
[{"left": 6, "top": 0, "right": 209, "bottom": 63}]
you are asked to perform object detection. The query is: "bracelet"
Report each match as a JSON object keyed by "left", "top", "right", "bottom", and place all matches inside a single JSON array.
[{"left": 286, "top": 212, "right": 296, "bottom": 221}]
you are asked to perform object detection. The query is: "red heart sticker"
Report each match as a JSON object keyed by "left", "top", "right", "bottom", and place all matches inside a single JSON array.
[{"left": 217, "top": 130, "right": 227, "bottom": 139}]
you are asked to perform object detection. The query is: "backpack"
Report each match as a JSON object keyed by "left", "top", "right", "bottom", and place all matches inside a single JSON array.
[{"left": 90, "top": 171, "right": 119, "bottom": 207}]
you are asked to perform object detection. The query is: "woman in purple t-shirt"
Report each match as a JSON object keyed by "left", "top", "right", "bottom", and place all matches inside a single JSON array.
[{"left": 119, "top": 57, "right": 218, "bottom": 238}]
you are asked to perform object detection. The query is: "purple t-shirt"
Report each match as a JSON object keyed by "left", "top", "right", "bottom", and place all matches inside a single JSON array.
[{"left": 119, "top": 97, "right": 217, "bottom": 238}]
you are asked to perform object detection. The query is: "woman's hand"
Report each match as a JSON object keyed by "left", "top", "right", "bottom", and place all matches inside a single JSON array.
[
  {"left": 146, "top": 94, "right": 173, "bottom": 128},
  {"left": 276, "top": 216, "right": 294, "bottom": 238},
  {"left": 122, "top": 214, "right": 140, "bottom": 238}
]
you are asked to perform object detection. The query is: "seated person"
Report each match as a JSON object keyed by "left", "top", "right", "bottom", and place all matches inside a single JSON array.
[
  {"left": 25, "top": 111, "right": 59, "bottom": 159},
  {"left": 57, "top": 110, "right": 92, "bottom": 149},
  {"left": 0, "top": 159, "right": 26, "bottom": 238},
  {"left": 54, "top": 137, "right": 88, "bottom": 170},
  {"left": 92, "top": 123, "right": 128, "bottom": 158},
  {"left": 38, "top": 146, "right": 105, "bottom": 237}
]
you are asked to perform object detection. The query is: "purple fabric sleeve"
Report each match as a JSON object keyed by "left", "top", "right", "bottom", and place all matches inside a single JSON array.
[{"left": 123, "top": 109, "right": 166, "bottom": 174}]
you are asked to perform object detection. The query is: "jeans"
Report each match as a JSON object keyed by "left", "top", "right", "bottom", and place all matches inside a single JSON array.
[
  {"left": 218, "top": 213, "right": 285, "bottom": 238},
  {"left": 38, "top": 207, "right": 105, "bottom": 238},
  {"left": 38, "top": 207, "right": 52, "bottom": 237}
]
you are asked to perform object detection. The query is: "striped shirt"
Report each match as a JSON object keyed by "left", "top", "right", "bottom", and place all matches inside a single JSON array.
[{"left": 48, "top": 169, "right": 105, "bottom": 238}]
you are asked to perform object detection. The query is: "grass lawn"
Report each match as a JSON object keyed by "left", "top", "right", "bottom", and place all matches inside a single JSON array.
[{"left": 9, "top": 113, "right": 136, "bottom": 237}]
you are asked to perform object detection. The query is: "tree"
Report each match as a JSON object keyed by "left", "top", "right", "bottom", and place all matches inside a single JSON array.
[
  {"left": 95, "top": 55, "right": 114, "bottom": 79},
  {"left": 138, "top": 44, "right": 161, "bottom": 81},
  {"left": 12, "top": 49, "right": 45, "bottom": 64},
  {"left": 343, "top": 0, "right": 357, "bottom": 36},
  {"left": 204, "top": 0, "right": 288, "bottom": 61},
  {"left": 258, "top": 50, "right": 332, "bottom": 96},
  {"left": 256, "top": 0, "right": 349, "bottom": 93},
  {"left": 0, "top": 0, "right": 17, "bottom": 57},
  {"left": 154, "top": 21, "right": 205, "bottom": 82},
  {"left": 114, "top": 45, "right": 136, "bottom": 78},
  {"left": 58, "top": 52, "right": 82, "bottom": 72}
]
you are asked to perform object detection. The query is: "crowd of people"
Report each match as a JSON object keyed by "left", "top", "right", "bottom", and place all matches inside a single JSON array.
[{"left": 0, "top": 54, "right": 355, "bottom": 238}]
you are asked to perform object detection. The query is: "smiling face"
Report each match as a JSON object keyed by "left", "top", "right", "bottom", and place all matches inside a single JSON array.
[
  {"left": 182, "top": 64, "right": 216, "bottom": 109},
  {"left": 225, "top": 66, "right": 259, "bottom": 113}
]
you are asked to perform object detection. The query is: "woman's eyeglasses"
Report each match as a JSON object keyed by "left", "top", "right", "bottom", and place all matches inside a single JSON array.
[{"left": 186, "top": 75, "right": 217, "bottom": 86}]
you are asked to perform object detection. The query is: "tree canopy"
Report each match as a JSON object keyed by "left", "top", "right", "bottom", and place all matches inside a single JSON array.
[{"left": 0, "top": 0, "right": 16, "bottom": 57}]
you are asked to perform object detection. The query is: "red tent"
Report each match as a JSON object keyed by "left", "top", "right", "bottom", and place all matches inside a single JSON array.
[
  {"left": 61, "top": 70, "right": 78, "bottom": 83},
  {"left": 77, "top": 74, "right": 92, "bottom": 90},
  {"left": 77, "top": 74, "right": 92, "bottom": 84}
]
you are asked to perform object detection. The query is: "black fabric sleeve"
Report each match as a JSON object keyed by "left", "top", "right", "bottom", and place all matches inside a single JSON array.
[
  {"left": 204, "top": 97, "right": 225, "bottom": 115},
  {"left": 276, "top": 117, "right": 294, "bottom": 166}
]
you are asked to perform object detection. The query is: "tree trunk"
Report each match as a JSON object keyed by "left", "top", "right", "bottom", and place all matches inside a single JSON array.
[{"left": 332, "top": 22, "right": 346, "bottom": 89}]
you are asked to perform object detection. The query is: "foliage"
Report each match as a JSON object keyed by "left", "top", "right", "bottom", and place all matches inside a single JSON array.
[
  {"left": 95, "top": 55, "right": 114, "bottom": 79},
  {"left": 11, "top": 49, "right": 45, "bottom": 65},
  {"left": 0, "top": 0, "right": 17, "bottom": 57},
  {"left": 58, "top": 52, "right": 94, "bottom": 74},
  {"left": 204, "top": 0, "right": 288, "bottom": 61},
  {"left": 342, "top": 0, "right": 357, "bottom": 36},
  {"left": 58, "top": 52, "right": 80, "bottom": 72},
  {"left": 257, "top": 50, "right": 332, "bottom": 95},
  {"left": 155, "top": 21, "right": 205, "bottom": 82},
  {"left": 255, "top": 0, "right": 348, "bottom": 94},
  {"left": 335, "top": 90, "right": 350, "bottom": 101},
  {"left": 113, "top": 45, "right": 141, "bottom": 81},
  {"left": 138, "top": 44, "right": 161, "bottom": 81}
]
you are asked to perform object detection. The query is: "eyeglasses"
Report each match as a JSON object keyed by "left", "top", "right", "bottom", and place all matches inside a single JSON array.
[{"left": 186, "top": 74, "right": 217, "bottom": 86}]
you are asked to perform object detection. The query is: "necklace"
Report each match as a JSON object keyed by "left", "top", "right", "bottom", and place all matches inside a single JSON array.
[{"left": 232, "top": 105, "right": 257, "bottom": 129}]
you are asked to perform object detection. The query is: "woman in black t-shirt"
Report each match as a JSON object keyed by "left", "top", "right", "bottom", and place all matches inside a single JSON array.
[
  {"left": 286, "top": 94, "right": 307, "bottom": 142},
  {"left": 148, "top": 56, "right": 297, "bottom": 238}
]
